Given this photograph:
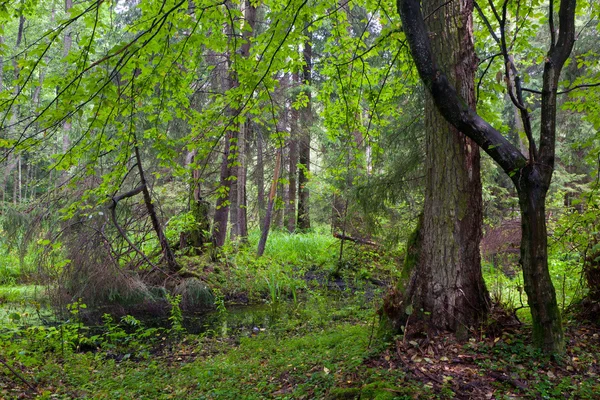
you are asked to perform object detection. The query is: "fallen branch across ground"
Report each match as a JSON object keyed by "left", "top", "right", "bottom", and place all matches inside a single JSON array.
[{"left": 333, "top": 232, "right": 378, "bottom": 247}]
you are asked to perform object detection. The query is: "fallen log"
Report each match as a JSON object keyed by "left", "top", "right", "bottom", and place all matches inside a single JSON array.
[{"left": 333, "top": 232, "right": 378, "bottom": 247}]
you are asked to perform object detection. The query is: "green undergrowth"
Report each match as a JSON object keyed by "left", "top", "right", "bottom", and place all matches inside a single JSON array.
[
  {"left": 0, "top": 290, "right": 392, "bottom": 399},
  {"left": 0, "top": 285, "right": 42, "bottom": 303},
  {"left": 2, "top": 290, "right": 599, "bottom": 399},
  {"left": 181, "top": 229, "right": 400, "bottom": 304},
  {"left": 483, "top": 252, "right": 587, "bottom": 323}
]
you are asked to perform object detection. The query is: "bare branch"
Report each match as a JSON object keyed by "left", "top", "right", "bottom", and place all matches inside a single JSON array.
[
  {"left": 109, "top": 185, "right": 158, "bottom": 270},
  {"left": 474, "top": 1, "right": 500, "bottom": 44},
  {"left": 523, "top": 82, "right": 600, "bottom": 95},
  {"left": 0, "top": 357, "right": 36, "bottom": 392}
]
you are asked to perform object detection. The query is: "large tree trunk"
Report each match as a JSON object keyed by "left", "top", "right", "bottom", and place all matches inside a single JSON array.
[
  {"left": 393, "top": 0, "right": 489, "bottom": 334},
  {"left": 297, "top": 34, "right": 312, "bottom": 231}
]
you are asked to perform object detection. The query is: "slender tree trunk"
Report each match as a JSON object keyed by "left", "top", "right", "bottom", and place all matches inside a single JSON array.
[
  {"left": 133, "top": 138, "right": 179, "bottom": 272},
  {"left": 237, "top": 121, "right": 249, "bottom": 240},
  {"left": 256, "top": 128, "right": 266, "bottom": 228},
  {"left": 229, "top": 149, "right": 239, "bottom": 241},
  {"left": 258, "top": 149, "right": 282, "bottom": 256},
  {"left": 61, "top": 0, "right": 73, "bottom": 187},
  {"left": 393, "top": 0, "right": 489, "bottom": 334},
  {"left": 297, "top": 34, "right": 312, "bottom": 231},
  {"left": 235, "top": 0, "right": 255, "bottom": 241},
  {"left": 274, "top": 175, "right": 285, "bottom": 229},
  {"left": 6, "top": 15, "right": 25, "bottom": 206},
  {"left": 213, "top": 127, "right": 234, "bottom": 247},
  {"left": 0, "top": 32, "right": 3, "bottom": 92},
  {"left": 12, "top": 161, "right": 17, "bottom": 205},
  {"left": 218, "top": 0, "right": 255, "bottom": 245},
  {"left": 17, "top": 157, "right": 22, "bottom": 203}
]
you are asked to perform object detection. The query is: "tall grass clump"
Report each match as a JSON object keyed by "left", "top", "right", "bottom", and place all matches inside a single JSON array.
[
  {"left": 247, "top": 229, "right": 338, "bottom": 268},
  {"left": 483, "top": 253, "right": 585, "bottom": 323},
  {"left": 0, "top": 259, "right": 20, "bottom": 285},
  {"left": 173, "top": 278, "right": 214, "bottom": 312}
]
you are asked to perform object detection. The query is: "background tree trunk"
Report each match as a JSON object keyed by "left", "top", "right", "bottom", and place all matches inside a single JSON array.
[
  {"left": 213, "top": 127, "right": 234, "bottom": 247},
  {"left": 180, "top": 151, "right": 210, "bottom": 254},
  {"left": 256, "top": 128, "right": 266, "bottom": 228},
  {"left": 236, "top": 120, "right": 249, "bottom": 240},
  {"left": 258, "top": 149, "right": 282, "bottom": 256},
  {"left": 212, "top": 3, "right": 237, "bottom": 247},
  {"left": 287, "top": 110, "right": 298, "bottom": 233},
  {"left": 297, "top": 34, "right": 312, "bottom": 231},
  {"left": 60, "top": 0, "right": 73, "bottom": 187}
]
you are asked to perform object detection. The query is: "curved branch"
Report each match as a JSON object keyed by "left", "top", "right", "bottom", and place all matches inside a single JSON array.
[
  {"left": 538, "top": 0, "right": 576, "bottom": 167},
  {"left": 475, "top": 0, "right": 536, "bottom": 160},
  {"left": 397, "top": 0, "right": 527, "bottom": 177}
]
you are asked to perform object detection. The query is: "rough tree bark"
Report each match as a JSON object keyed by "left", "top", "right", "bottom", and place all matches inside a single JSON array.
[
  {"left": 212, "top": 124, "right": 234, "bottom": 247},
  {"left": 388, "top": 0, "right": 489, "bottom": 336},
  {"left": 397, "top": 0, "right": 576, "bottom": 353}
]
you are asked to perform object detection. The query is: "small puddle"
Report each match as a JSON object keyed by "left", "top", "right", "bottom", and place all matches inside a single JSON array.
[{"left": 182, "top": 302, "right": 290, "bottom": 337}]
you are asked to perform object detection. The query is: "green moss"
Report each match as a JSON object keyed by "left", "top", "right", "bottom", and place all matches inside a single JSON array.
[
  {"left": 328, "top": 387, "right": 362, "bottom": 399},
  {"left": 398, "top": 213, "right": 422, "bottom": 292},
  {"left": 361, "top": 381, "right": 414, "bottom": 399}
]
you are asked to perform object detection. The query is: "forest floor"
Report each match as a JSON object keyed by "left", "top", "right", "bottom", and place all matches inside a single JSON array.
[
  {"left": 0, "top": 234, "right": 598, "bottom": 399},
  {"left": 1, "top": 288, "right": 599, "bottom": 399}
]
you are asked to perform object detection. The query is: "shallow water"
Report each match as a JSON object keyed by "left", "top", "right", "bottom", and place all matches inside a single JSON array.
[
  {"left": 183, "top": 302, "right": 289, "bottom": 336},
  {"left": 179, "top": 287, "right": 380, "bottom": 338}
]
